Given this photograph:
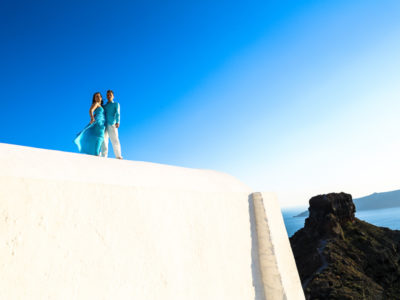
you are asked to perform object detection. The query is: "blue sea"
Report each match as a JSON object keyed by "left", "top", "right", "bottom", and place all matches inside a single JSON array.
[{"left": 282, "top": 206, "right": 400, "bottom": 237}]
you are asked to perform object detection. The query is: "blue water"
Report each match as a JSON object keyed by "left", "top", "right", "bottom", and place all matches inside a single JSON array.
[{"left": 282, "top": 206, "right": 400, "bottom": 237}]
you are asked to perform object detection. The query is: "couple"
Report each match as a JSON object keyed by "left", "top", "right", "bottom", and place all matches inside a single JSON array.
[{"left": 74, "top": 90, "right": 123, "bottom": 159}]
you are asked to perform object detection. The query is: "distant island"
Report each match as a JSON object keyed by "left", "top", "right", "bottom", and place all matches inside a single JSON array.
[
  {"left": 290, "top": 192, "right": 400, "bottom": 299},
  {"left": 294, "top": 189, "right": 400, "bottom": 217}
]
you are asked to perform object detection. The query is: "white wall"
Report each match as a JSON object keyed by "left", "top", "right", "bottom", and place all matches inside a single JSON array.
[
  {"left": 0, "top": 143, "right": 304, "bottom": 299},
  {"left": 250, "top": 192, "right": 305, "bottom": 300}
]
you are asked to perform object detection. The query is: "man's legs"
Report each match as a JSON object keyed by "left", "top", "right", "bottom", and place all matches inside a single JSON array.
[
  {"left": 108, "top": 125, "right": 122, "bottom": 159},
  {"left": 101, "top": 128, "right": 109, "bottom": 157}
]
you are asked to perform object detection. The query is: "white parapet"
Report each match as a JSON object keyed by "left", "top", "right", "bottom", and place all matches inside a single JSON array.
[
  {"left": 250, "top": 192, "right": 305, "bottom": 300},
  {"left": 0, "top": 143, "right": 304, "bottom": 300}
]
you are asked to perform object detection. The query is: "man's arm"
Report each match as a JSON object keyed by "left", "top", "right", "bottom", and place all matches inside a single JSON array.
[{"left": 115, "top": 103, "right": 120, "bottom": 128}]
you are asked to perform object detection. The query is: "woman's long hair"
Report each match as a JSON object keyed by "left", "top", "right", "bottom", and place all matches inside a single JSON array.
[{"left": 92, "top": 92, "right": 103, "bottom": 106}]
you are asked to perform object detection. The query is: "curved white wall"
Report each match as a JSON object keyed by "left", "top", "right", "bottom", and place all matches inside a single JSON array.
[{"left": 0, "top": 143, "right": 304, "bottom": 299}]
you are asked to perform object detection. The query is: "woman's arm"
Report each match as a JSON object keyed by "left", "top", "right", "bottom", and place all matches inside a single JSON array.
[{"left": 89, "top": 103, "right": 99, "bottom": 124}]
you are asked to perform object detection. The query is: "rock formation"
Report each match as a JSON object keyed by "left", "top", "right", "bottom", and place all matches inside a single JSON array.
[
  {"left": 294, "top": 189, "right": 400, "bottom": 217},
  {"left": 290, "top": 192, "right": 400, "bottom": 300}
]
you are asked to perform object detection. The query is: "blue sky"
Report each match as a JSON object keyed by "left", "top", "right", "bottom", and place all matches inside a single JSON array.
[{"left": 2, "top": 0, "right": 400, "bottom": 207}]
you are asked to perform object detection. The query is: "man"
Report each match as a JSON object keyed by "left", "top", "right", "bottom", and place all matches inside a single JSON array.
[{"left": 101, "top": 90, "right": 123, "bottom": 159}]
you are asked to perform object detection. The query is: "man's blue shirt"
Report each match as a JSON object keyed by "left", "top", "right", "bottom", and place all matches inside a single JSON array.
[{"left": 103, "top": 101, "right": 120, "bottom": 126}]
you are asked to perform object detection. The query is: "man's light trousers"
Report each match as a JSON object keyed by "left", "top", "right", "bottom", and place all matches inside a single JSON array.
[{"left": 101, "top": 124, "right": 122, "bottom": 158}]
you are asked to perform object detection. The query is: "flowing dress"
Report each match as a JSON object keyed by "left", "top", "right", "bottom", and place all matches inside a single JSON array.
[{"left": 74, "top": 106, "right": 105, "bottom": 156}]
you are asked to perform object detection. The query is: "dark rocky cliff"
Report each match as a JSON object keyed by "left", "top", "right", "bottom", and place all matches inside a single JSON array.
[
  {"left": 290, "top": 192, "right": 400, "bottom": 300},
  {"left": 294, "top": 189, "right": 400, "bottom": 217}
]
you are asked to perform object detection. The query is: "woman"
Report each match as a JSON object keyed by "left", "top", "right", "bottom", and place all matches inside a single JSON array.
[{"left": 74, "top": 92, "right": 106, "bottom": 156}]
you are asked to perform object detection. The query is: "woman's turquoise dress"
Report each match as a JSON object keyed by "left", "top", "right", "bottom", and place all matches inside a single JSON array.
[{"left": 74, "top": 106, "right": 105, "bottom": 156}]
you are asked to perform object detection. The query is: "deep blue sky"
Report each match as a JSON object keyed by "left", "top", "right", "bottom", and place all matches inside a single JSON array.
[
  {"left": 2, "top": 0, "right": 400, "bottom": 206},
  {"left": 1, "top": 0, "right": 285, "bottom": 152}
]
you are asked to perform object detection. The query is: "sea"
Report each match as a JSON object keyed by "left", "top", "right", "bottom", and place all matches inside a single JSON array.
[{"left": 282, "top": 206, "right": 400, "bottom": 238}]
